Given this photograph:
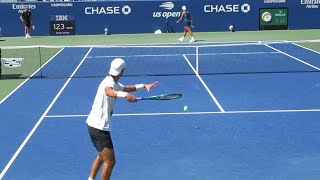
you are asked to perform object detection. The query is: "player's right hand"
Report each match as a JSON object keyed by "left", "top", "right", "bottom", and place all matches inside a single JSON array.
[{"left": 126, "top": 93, "right": 138, "bottom": 103}]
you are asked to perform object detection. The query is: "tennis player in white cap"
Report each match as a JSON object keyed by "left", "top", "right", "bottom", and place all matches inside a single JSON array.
[
  {"left": 86, "top": 58, "right": 158, "bottom": 180},
  {"left": 176, "top": 5, "right": 195, "bottom": 42}
]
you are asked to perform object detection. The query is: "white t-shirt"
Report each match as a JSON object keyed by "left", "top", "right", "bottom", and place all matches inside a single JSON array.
[{"left": 86, "top": 76, "right": 124, "bottom": 131}]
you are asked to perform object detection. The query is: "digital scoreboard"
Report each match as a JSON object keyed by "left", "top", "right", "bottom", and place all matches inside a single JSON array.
[{"left": 50, "top": 15, "right": 76, "bottom": 35}]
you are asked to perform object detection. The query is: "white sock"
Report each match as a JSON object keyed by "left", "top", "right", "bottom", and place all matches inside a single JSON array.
[{"left": 88, "top": 177, "right": 95, "bottom": 180}]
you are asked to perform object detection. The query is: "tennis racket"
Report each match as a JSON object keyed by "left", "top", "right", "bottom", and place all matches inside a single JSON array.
[{"left": 137, "top": 93, "right": 182, "bottom": 100}]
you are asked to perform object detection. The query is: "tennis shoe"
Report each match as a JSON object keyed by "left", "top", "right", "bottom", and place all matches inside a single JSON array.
[
  {"left": 178, "top": 37, "right": 184, "bottom": 42},
  {"left": 189, "top": 37, "right": 195, "bottom": 42}
]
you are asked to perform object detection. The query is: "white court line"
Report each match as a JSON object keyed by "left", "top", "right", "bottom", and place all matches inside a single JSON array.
[
  {"left": 0, "top": 48, "right": 65, "bottom": 105},
  {"left": 182, "top": 54, "right": 225, "bottom": 112},
  {"left": 198, "top": 52, "right": 280, "bottom": 56},
  {"left": 44, "top": 108, "right": 320, "bottom": 118},
  {"left": 87, "top": 54, "right": 181, "bottom": 58},
  {"left": 0, "top": 48, "right": 93, "bottom": 180},
  {"left": 0, "top": 40, "right": 260, "bottom": 49},
  {"left": 86, "top": 51, "right": 280, "bottom": 59},
  {"left": 106, "top": 40, "right": 262, "bottom": 47},
  {"left": 1, "top": 40, "right": 319, "bottom": 49},
  {"left": 263, "top": 44, "right": 320, "bottom": 71},
  {"left": 292, "top": 43, "right": 320, "bottom": 55}
]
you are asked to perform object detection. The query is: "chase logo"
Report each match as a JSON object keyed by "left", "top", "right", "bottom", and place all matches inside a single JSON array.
[
  {"left": 159, "top": 2, "right": 174, "bottom": 10},
  {"left": 1, "top": 58, "right": 24, "bottom": 68},
  {"left": 241, "top": 4, "right": 250, "bottom": 13},
  {"left": 204, "top": 3, "right": 251, "bottom": 13},
  {"left": 122, "top": 5, "right": 131, "bottom": 15},
  {"left": 85, "top": 5, "right": 132, "bottom": 15}
]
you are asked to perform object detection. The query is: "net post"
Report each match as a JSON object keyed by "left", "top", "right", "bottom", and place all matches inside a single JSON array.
[
  {"left": 196, "top": 46, "right": 199, "bottom": 74},
  {"left": 0, "top": 48, "right": 2, "bottom": 79},
  {"left": 38, "top": 46, "right": 43, "bottom": 78}
]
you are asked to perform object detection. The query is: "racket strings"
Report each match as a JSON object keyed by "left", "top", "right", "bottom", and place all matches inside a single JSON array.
[{"left": 157, "top": 94, "right": 182, "bottom": 100}]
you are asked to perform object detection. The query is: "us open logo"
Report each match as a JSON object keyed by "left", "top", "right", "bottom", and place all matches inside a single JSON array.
[
  {"left": 159, "top": 2, "right": 174, "bottom": 10},
  {"left": 264, "top": 0, "right": 286, "bottom": 3},
  {"left": 153, "top": 2, "right": 180, "bottom": 19}
]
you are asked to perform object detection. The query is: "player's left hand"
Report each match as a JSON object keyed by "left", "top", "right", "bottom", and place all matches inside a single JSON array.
[{"left": 145, "top": 81, "right": 158, "bottom": 92}]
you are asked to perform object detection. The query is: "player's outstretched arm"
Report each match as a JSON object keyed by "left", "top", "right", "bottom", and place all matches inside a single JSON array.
[
  {"left": 105, "top": 86, "right": 137, "bottom": 102},
  {"left": 123, "top": 81, "right": 158, "bottom": 92},
  {"left": 176, "top": 11, "right": 185, "bottom": 23}
]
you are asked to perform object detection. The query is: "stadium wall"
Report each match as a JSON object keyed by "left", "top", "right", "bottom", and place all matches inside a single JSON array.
[{"left": 0, "top": 0, "right": 319, "bottom": 37}]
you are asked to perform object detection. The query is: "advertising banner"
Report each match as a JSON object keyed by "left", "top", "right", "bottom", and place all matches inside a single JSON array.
[
  {"left": 0, "top": 0, "right": 319, "bottom": 37},
  {"left": 260, "top": 8, "right": 288, "bottom": 30}
]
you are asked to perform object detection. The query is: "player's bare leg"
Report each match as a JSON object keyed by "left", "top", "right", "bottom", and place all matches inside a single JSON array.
[
  {"left": 187, "top": 26, "right": 195, "bottom": 42},
  {"left": 100, "top": 147, "right": 116, "bottom": 180},
  {"left": 89, "top": 155, "right": 103, "bottom": 180},
  {"left": 179, "top": 27, "right": 188, "bottom": 42},
  {"left": 25, "top": 26, "right": 31, "bottom": 38},
  {"left": 24, "top": 26, "right": 28, "bottom": 38}
]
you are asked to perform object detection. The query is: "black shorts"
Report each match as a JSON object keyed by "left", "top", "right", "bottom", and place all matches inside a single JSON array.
[
  {"left": 185, "top": 21, "right": 192, "bottom": 27},
  {"left": 87, "top": 125, "right": 114, "bottom": 152},
  {"left": 24, "top": 21, "right": 31, "bottom": 28}
]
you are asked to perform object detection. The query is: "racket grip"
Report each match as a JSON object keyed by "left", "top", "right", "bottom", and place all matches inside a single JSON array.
[{"left": 136, "top": 97, "right": 142, "bottom": 100}]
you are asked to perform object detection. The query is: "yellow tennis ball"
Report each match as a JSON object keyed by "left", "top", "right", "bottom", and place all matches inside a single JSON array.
[{"left": 184, "top": 105, "right": 188, "bottom": 111}]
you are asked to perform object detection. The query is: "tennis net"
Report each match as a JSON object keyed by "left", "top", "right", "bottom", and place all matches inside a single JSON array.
[{"left": 1, "top": 41, "right": 319, "bottom": 79}]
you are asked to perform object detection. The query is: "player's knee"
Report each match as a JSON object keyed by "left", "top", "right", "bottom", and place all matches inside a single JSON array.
[
  {"left": 106, "top": 157, "right": 116, "bottom": 167},
  {"left": 97, "top": 155, "right": 104, "bottom": 162},
  {"left": 100, "top": 153, "right": 116, "bottom": 167}
]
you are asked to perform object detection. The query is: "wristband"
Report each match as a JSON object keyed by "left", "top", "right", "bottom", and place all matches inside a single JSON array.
[
  {"left": 135, "top": 84, "right": 144, "bottom": 90},
  {"left": 117, "top": 91, "right": 128, "bottom": 98}
]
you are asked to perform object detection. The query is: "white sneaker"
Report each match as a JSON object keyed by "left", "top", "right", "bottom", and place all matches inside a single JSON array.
[
  {"left": 189, "top": 38, "right": 195, "bottom": 42},
  {"left": 25, "top": 35, "right": 28, "bottom": 39},
  {"left": 178, "top": 37, "right": 184, "bottom": 42},
  {"left": 27, "top": 35, "right": 31, "bottom": 38}
]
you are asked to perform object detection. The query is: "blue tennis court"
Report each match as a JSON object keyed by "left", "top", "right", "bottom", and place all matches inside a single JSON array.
[{"left": 1, "top": 41, "right": 320, "bottom": 180}]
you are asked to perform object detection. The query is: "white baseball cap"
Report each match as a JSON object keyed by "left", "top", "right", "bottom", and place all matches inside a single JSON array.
[
  {"left": 182, "top": 6, "right": 186, "bottom": 11},
  {"left": 109, "top": 58, "right": 125, "bottom": 76}
]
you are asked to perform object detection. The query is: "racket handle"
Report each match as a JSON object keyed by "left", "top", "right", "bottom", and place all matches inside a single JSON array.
[{"left": 136, "top": 97, "right": 142, "bottom": 100}]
